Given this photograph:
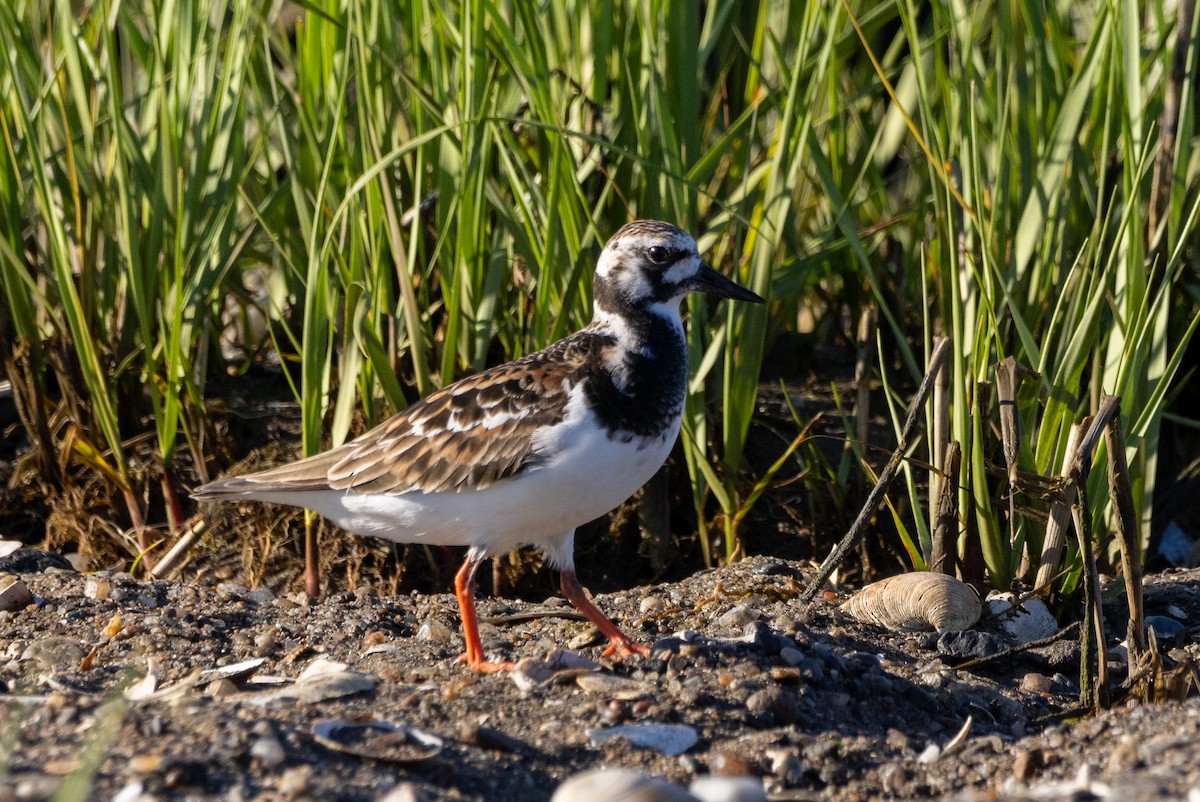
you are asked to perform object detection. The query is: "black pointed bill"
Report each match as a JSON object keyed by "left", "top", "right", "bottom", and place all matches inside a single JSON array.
[{"left": 689, "top": 262, "right": 765, "bottom": 303}]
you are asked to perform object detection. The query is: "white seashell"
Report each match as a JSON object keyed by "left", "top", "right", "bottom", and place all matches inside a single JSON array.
[
  {"left": 311, "top": 720, "right": 442, "bottom": 765},
  {"left": 552, "top": 768, "right": 695, "bottom": 802},
  {"left": 841, "top": 573, "right": 981, "bottom": 632}
]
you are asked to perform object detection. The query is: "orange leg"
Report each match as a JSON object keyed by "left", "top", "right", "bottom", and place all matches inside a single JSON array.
[
  {"left": 453, "top": 555, "right": 516, "bottom": 673},
  {"left": 560, "top": 569, "right": 650, "bottom": 658}
]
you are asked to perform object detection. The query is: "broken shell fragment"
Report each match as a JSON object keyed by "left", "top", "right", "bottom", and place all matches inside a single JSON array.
[
  {"left": 196, "top": 657, "right": 266, "bottom": 688},
  {"left": 311, "top": 720, "right": 442, "bottom": 765},
  {"left": 0, "top": 575, "right": 34, "bottom": 612},
  {"left": 841, "top": 573, "right": 981, "bottom": 632}
]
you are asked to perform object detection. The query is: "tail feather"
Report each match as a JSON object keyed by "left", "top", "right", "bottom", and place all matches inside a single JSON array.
[{"left": 192, "top": 449, "right": 344, "bottom": 500}]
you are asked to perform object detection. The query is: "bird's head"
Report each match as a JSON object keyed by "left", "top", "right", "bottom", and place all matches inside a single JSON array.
[{"left": 592, "top": 220, "right": 764, "bottom": 321}]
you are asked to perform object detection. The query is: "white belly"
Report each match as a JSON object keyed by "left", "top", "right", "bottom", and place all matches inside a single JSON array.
[{"left": 251, "top": 394, "right": 680, "bottom": 565}]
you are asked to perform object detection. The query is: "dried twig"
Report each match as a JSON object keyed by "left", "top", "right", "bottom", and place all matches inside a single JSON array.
[
  {"left": 1105, "top": 408, "right": 1146, "bottom": 658},
  {"left": 1035, "top": 423, "right": 1084, "bottom": 590},
  {"left": 930, "top": 441, "right": 960, "bottom": 575},
  {"left": 801, "top": 338, "right": 951, "bottom": 603}
]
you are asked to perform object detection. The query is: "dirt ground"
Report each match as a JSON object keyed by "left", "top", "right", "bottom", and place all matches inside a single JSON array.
[{"left": 2, "top": 547, "right": 1198, "bottom": 802}]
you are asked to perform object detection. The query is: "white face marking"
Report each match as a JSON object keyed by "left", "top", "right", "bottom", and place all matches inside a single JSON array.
[
  {"left": 661, "top": 257, "right": 699, "bottom": 291},
  {"left": 613, "top": 264, "right": 654, "bottom": 300}
]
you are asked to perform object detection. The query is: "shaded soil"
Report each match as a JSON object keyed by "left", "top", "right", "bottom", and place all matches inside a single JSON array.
[{"left": 2, "top": 549, "right": 1198, "bottom": 801}]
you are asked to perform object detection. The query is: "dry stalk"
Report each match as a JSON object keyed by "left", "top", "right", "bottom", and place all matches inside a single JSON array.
[
  {"left": 930, "top": 441, "right": 960, "bottom": 575},
  {"left": 1035, "top": 422, "right": 1084, "bottom": 590},
  {"left": 1105, "top": 408, "right": 1146, "bottom": 658},
  {"left": 801, "top": 337, "right": 951, "bottom": 603}
]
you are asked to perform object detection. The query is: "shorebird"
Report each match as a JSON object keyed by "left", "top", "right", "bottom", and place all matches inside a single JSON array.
[{"left": 194, "top": 220, "right": 765, "bottom": 672}]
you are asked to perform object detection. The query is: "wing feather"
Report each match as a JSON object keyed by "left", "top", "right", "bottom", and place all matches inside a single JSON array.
[{"left": 193, "top": 333, "right": 606, "bottom": 499}]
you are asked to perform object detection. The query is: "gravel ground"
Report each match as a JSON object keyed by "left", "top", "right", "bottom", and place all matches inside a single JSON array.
[{"left": 1, "top": 549, "right": 1198, "bottom": 802}]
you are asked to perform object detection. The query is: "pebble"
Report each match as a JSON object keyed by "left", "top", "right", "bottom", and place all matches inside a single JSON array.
[
  {"left": 744, "top": 686, "right": 799, "bottom": 726},
  {"left": 416, "top": 618, "right": 452, "bottom": 642},
  {"left": 277, "top": 765, "right": 311, "bottom": 797},
  {"left": 128, "top": 754, "right": 162, "bottom": 774},
  {"left": 717, "top": 605, "right": 759, "bottom": 630},
  {"left": 250, "top": 722, "right": 286, "bottom": 766},
  {"left": 460, "top": 723, "right": 526, "bottom": 754},
  {"left": 689, "top": 776, "right": 766, "bottom": 802},
  {"left": 82, "top": 576, "right": 111, "bottom": 600},
  {"left": 588, "top": 723, "right": 699, "bottom": 756},
  {"left": 936, "top": 630, "right": 1005, "bottom": 659},
  {"left": 206, "top": 679, "right": 238, "bottom": 698},
  {"left": 640, "top": 596, "right": 666, "bottom": 613},
  {"left": 778, "top": 647, "right": 804, "bottom": 666},
  {"left": 1145, "top": 615, "right": 1186, "bottom": 640},
  {"left": 575, "top": 672, "right": 645, "bottom": 699},
  {"left": 766, "top": 748, "right": 804, "bottom": 784},
  {"left": 1020, "top": 672, "right": 1054, "bottom": 695},
  {"left": 376, "top": 783, "right": 424, "bottom": 802},
  {"left": 707, "top": 749, "right": 754, "bottom": 776},
  {"left": 10, "top": 773, "right": 59, "bottom": 800},
  {"left": 22, "top": 636, "right": 85, "bottom": 670},
  {"left": 552, "top": 768, "right": 695, "bottom": 802},
  {"left": 1011, "top": 747, "right": 1045, "bottom": 781}
]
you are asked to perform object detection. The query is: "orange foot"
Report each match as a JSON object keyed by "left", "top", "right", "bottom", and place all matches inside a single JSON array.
[
  {"left": 602, "top": 637, "right": 652, "bottom": 659},
  {"left": 456, "top": 652, "right": 517, "bottom": 674}
]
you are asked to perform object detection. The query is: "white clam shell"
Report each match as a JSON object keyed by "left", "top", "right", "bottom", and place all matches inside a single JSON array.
[{"left": 841, "top": 573, "right": 981, "bottom": 632}]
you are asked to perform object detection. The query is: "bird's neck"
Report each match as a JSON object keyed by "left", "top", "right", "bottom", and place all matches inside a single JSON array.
[{"left": 582, "top": 302, "right": 689, "bottom": 438}]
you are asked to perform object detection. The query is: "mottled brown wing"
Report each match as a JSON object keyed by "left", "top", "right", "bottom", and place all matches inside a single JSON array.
[{"left": 194, "top": 334, "right": 602, "bottom": 499}]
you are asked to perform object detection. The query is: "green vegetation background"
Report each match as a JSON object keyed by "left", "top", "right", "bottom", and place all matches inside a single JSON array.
[{"left": 1, "top": 0, "right": 1197, "bottom": 593}]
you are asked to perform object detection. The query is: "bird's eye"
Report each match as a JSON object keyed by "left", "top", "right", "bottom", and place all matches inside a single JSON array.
[{"left": 646, "top": 245, "right": 671, "bottom": 264}]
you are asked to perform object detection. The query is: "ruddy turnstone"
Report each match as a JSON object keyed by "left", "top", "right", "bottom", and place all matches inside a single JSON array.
[{"left": 194, "top": 220, "right": 764, "bottom": 672}]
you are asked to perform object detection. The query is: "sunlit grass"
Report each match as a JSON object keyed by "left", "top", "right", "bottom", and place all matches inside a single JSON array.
[{"left": 0, "top": 0, "right": 1196, "bottom": 595}]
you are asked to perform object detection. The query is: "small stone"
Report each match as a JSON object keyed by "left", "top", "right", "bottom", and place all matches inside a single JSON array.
[
  {"left": 689, "top": 776, "right": 766, "bottom": 802},
  {"left": 1145, "top": 615, "right": 1186, "bottom": 640},
  {"left": 552, "top": 768, "right": 694, "bottom": 802},
  {"left": 459, "top": 724, "right": 526, "bottom": 754},
  {"left": 376, "top": 783, "right": 424, "bottom": 802},
  {"left": 778, "top": 647, "right": 804, "bottom": 666},
  {"left": 575, "top": 672, "right": 646, "bottom": 700},
  {"left": 12, "top": 774, "right": 61, "bottom": 800},
  {"left": 769, "top": 667, "right": 802, "bottom": 684},
  {"left": 936, "top": 630, "right": 1005, "bottom": 659},
  {"left": 277, "top": 765, "right": 311, "bottom": 797},
  {"left": 708, "top": 749, "right": 754, "bottom": 776},
  {"left": 254, "top": 631, "right": 279, "bottom": 655},
  {"left": 1011, "top": 747, "right": 1045, "bottom": 781},
  {"left": 128, "top": 754, "right": 162, "bottom": 774},
  {"left": 22, "top": 636, "right": 85, "bottom": 670},
  {"left": 765, "top": 749, "right": 804, "bottom": 784},
  {"left": 206, "top": 679, "right": 238, "bottom": 698},
  {"left": 84, "top": 576, "right": 112, "bottom": 601},
  {"left": 416, "top": 619, "right": 452, "bottom": 642},
  {"left": 568, "top": 630, "right": 602, "bottom": 650},
  {"left": 718, "top": 605, "right": 759, "bottom": 630},
  {"left": 587, "top": 723, "right": 699, "bottom": 756},
  {"left": 744, "top": 687, "right": 799, "bottom": 726},
  {"left": 42, "top": 759, "right": 79, "bottom": 775},
  {"left": 246, "top": 587, "right": 275, "bottom": 604},
  {"left": 640, "top": 596, "right": 666, "bottom": 614},
  {"left": 885, "top": 729, "right": 912, "bottom": 752},
  {"left": 1020, "top": 672, "right": 1054, "bottom": 695},
  {"left": 250, "top": 723, "right": 286, "bottom": 766}
]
